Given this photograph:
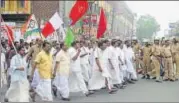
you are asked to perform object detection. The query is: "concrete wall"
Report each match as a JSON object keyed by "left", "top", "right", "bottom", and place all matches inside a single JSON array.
[{"left": 31, "top": 1, "right": 59, "bottom": 23}]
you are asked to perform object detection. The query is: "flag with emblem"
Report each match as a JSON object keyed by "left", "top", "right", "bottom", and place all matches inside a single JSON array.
[
  {"left": 69, "top": 0, "right": 89, "bottom": 25},
  {"left": 21, "top": 14, "right": 42, "bottom": 42}
]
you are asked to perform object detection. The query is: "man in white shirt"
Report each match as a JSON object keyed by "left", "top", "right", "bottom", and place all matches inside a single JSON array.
[
  {"left": 124, "top": 40, "right": 137, "bottom": 84},
  {"left": 68, "top": 41, "right": 93, "bottom": 96},
  {"left": 108, "top": 40, "right": 122, "bottom": 89},
  {"left": 117, "top": 40, "right": 128, "bottom": 86},
  {"left": 5, "top": 46, "right": 29, "bottom": 102},
  {"left": 88, "top": 40, "right": 117, "bottom": 94},
  {"left": 53, "top": 42, "right": 70, "bottom": 101},
  {"left": 80, "top": 41, "right": 90, "bottom": 84}
]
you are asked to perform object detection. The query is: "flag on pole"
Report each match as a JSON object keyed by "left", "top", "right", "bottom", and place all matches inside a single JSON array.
[
  {"left": 1, "top": 18, "right": 14, "bottom": 45},
  {"left": 42, "top": 12, "right": 63, "bottom": 38},
  {"left": 97, "top": 8, "right": 107, "bottom": 39},
  {"left": 21, "top": 14, "right": 42, "bottom": 42},
  {"left": 69, "top": 0, "right": 89, "bottom": 25},
  {"left": 5, "top": 25, "right": 14, "bottom": 45},
  {"left": 65, "top": 27, "right": 75, "bottom": 47},
  {"left": 59, "top": 26, "right": 66, "bottom": 40}
]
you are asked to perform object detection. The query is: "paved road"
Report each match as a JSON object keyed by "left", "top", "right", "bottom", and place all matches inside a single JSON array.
[{"left": 1, "top": 78, "right": 179, "bottom": 102}]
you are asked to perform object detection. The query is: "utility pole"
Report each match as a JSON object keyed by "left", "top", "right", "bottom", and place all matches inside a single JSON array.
[
  {"left": 131, "top": 15, "right": 134, "bottom": 42},
  {"left": 0, "top": 0, "right": 2, "bottom": 89},
  {"left": 111, "top": 8, "right": 115, "bottom": 36},
  {"left": 88, "top": 1, "right": 94, "bottom": 39}
]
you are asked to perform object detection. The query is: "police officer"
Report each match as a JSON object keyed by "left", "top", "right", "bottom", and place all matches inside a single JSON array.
[
  {"left": 150, "top": 38, "right": 162, "bottom": 82},
  {"left": 141, "top": 39, "right": 151, "bottom": 79},
  {"left": 161, "top": 39, "right": 175, "bottom": 81},
  {"left": 171, "top": 37, "right": 179, "bottom": 81}
]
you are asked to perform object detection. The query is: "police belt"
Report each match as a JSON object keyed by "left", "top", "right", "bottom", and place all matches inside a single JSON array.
[
  {"left": 153, "top": 55, "right": 160, "bottom": 58},
  {"left": 165, "top": 56, "right": 172, "bottom": 58}
]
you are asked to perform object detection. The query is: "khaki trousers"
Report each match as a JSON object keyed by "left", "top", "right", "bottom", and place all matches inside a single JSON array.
[
  {"left": 164, "top": 57, "right": 174, "bottom": 80},
  {"left": 152, "top": 57, "right": 160, "bottom": 80}
]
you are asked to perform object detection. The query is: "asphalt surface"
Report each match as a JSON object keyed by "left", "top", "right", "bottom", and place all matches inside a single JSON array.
[{"left": 1, "top": 77, "right": 179, "bottom": 102}]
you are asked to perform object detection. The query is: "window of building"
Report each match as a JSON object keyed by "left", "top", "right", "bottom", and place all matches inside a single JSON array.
[
  {"left": 1, "top": 0, "right": 5, "bottom": 8},
  {"left": 18, "top": 0, "right": 25, "bottom": 8}
]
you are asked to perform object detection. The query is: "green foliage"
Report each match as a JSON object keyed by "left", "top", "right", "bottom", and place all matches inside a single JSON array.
[{"left": 136, "top": 15, "right": 160, "bottom": 41}]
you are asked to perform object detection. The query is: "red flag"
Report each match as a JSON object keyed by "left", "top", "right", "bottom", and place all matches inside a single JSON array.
[
  {"left": 5, "top": 25, "right": 14, "bottom": 45},
  {"left": 1, "top": 17, "right": 14, "bottom": 45},
  {"left": 69, "top": 0, "right": 88, "bottom": 25},
  {"left": 97, "top": 8, "right": 107, "bottom": 39}
]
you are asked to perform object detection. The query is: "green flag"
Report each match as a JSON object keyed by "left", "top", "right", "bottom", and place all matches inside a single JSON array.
[{"left": 65, "top": 27, "right": 75, "bottom": 47}]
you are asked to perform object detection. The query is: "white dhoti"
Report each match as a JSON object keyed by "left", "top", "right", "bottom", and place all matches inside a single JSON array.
[
  {"left": 53, "top": 75, "right": 69, "bottom": 98},
  {"left": 120, "top": 64, "right": 127, "bottom": 82},
  {"left": 81, "top": 64, "right": 90, "bottom": 82},
  {"left": 5, "top": 80, "right": 30, "bottom": 102},
  {"left": 69, "top": 71, "right": 88, "bottom": 94},
  {"left": 31, "top": 69, "right": 40, "bottom": 89},
  {"left": 88, "top": 69, "right": 105, "bottom": 90},
  {"left": 1, "top": 71, "right": 7, "bottom": 88},
  {"left": 110, "top": 63, "right": 122, "bottom": 85},
  {"left": 126, "top": 60, "right": 137, "bottom": 80},
  {"left": 131, "top": 62, "right": 138, "bottom": 79},
  {"left": 35, "top": 79, "right": 53, "bottom": 101}
]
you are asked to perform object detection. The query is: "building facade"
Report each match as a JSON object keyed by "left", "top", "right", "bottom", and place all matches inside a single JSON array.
[
  {"left": 1, "top": 0, "right": 31, "bottom": 41},
  {"left": 1, "top": 0, "right": 31, "bottom": 26},
  {"left": 1, "top": 1, "right": 135, "bottom": 40},
  {"left": 108, "top": 1, "right": 135, "bottom": 39},
  {"left": 31, "top": 1, "right": 59, "bottom": 24}
]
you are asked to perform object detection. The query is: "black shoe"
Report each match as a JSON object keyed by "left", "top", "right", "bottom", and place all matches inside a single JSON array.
[
  {"left": 156, "top": 80, "right": 162, "bottom": 83},
  {"left": 170, "top": 79, "right": 175, "bottom": 82},
  {"left": 108, "top": 88, "right": 118, "bottom": 94},
  {"left": 123, "top": 81, "right": 127, "bottom": 85},
  {"left": 62, "top": 97, "right": 70, "bottom": 101},
  {"left": 101, "top": 87, "right": 106, "bottom": 89},
  {"left": 85, "top": 91, "right": 94, "bottom": 97},
  {"left": 163, "top": 79, "right": 169, "bottom": 81},
  {"left": 146, "top": 74, "right": 150, "bottom": 79},
  {"left": 52, "top": 88, "right": 57, "bottom": 97},
  {"left": 30, "top": 92, "right": 36, "bottom": 102},
  {"left": 119, "top": 85, "right": 125, "bottom": 89},
  {"left": 4, "top": 98, "right": 8, "bottom": 102},
  {"left": 85, "top": 81, "right": 88, "bottom": 86},
  {"left": 141, "top": 75, "right": 146, "bottom": 79},
  {"left": 113, "top": 84, "right": 120, "bottom": 89},
  {"left": 123, "top": 84, "right": 127, "bottom": 87},
  {"left": 152, "top": 77, "right": 156, "bottom": 79},
  {"left": 128, "top": 80, "right": 135, "bottom": 84},
  {"left": 131, "top": 79, "right": 138, "bottom": 81},
  {"left": 161, "top": 72, "right": 165, "bottom": 77}
]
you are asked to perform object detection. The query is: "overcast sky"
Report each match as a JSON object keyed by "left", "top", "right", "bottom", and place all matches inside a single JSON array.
[{"left": 126, "top": 1, "right": 179, "bottom": 37}]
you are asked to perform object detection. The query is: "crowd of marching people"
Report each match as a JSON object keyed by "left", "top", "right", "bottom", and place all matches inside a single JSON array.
[{"left": 1, "top": 36, "right": 179, "bottom": 102}]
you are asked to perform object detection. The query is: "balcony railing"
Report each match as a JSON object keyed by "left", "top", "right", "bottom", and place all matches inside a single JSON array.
[{"left": 0, "top": 1, "right": 31, "bottom": 14}]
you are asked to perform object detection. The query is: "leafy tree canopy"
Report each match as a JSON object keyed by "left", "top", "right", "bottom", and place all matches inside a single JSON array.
[{"left": 136, "top": 14, "right": 160, "bottom": 41}]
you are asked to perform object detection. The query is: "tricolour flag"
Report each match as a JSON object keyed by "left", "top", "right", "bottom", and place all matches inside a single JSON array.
[
  {"left": 42, "top": 12, "right": 63, "bottom": 38},
  {"left": 21, "top": 14, "right": 42, "bottom": 42}
]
